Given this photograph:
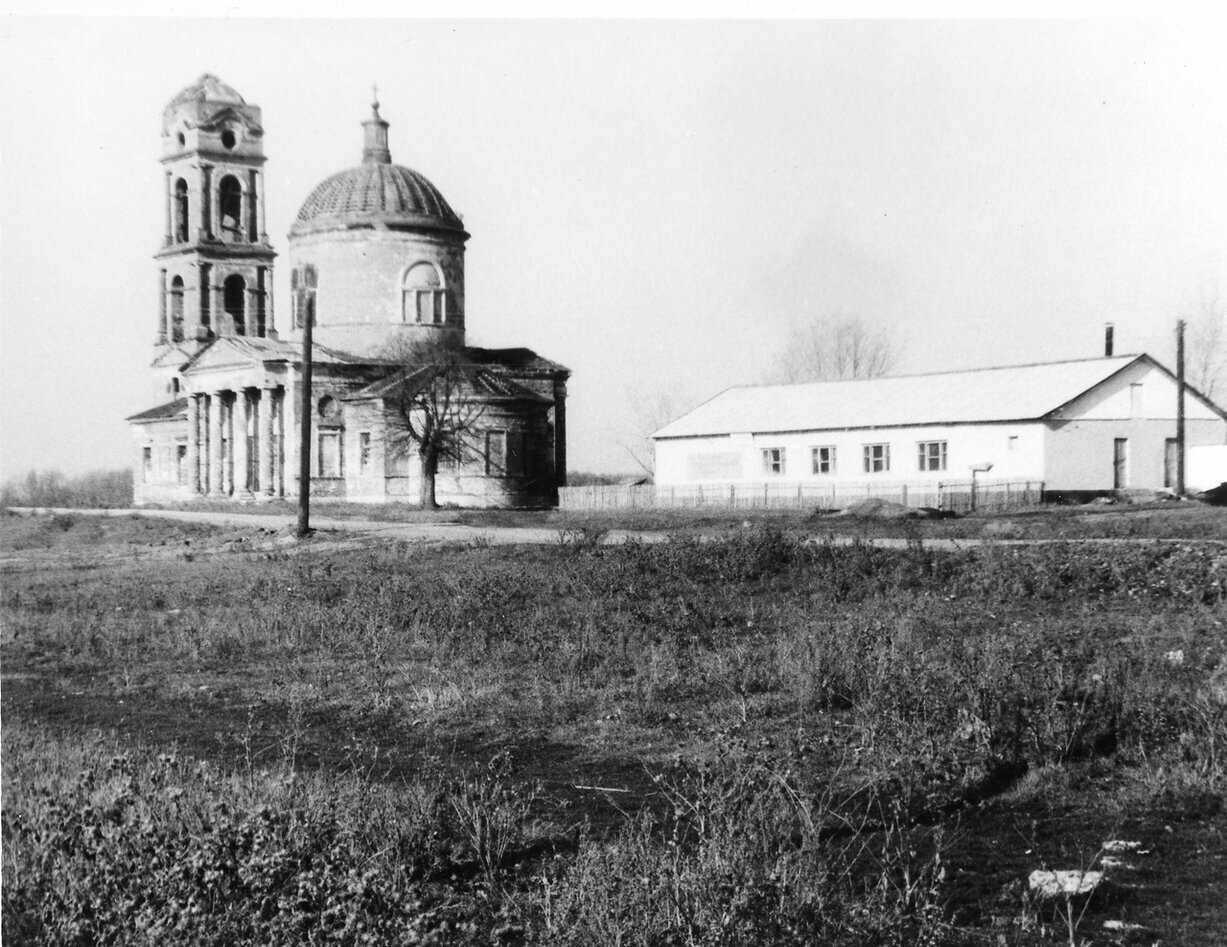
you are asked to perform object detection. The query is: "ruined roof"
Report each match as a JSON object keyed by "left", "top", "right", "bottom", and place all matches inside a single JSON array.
[
  {"left": 652, "top": 354, "right": 1211, "bottom": 439},
  {"left": 464, "top": 346, "right": 570, "bottom": 375},
  {"left": 162, "top": 74, "right": 258, "bottom": 134},
  {"left": 348, "top": 362, "right": 553, "bottom": 404},
  {"left": 127, "top": 398, "right": 187, "bottom": 423}
]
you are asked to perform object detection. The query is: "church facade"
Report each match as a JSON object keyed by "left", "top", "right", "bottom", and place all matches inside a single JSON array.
[{"left": 128, "top": 75, "right": 568, "bottom": 507}]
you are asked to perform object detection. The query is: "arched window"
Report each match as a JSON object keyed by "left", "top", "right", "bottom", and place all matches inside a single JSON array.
[
  {"left": 223, "top": 274, "right": 246, "bottom": 335},
  {"left": 174, "top": 179, "right": 190, "bottom": 243},
  {"left": 218, "top": 175, "right": 243, "bottom": 244},
  {"left": 169, "top": 276, "right": 185, "bottom": 342},
  {"left": 401, "top": 262, "right": 446, "bottom": 325}
]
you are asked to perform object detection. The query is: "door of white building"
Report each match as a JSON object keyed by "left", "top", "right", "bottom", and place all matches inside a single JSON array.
[{"left": 1113, "top": 438, "right": 1129, "bottom": 489}]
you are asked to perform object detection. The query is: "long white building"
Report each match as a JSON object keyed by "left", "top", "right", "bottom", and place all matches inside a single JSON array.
[{"left": 652, "top": 355, "right": 1226, "bottom": 496}]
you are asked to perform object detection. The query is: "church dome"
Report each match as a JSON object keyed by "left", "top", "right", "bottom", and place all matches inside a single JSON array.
[
  {"left": 290, "top": 99, "right": 466, "bottom": 237},
  {"left": 293, "top": 162, "right": 465, "bottom": 234}
]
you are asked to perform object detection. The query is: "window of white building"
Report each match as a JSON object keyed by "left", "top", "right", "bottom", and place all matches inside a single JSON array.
[
  {"left": 811, "top": 446, "right": 836, "bottom": 475},
  {"left": 762, "top": 448, "right": 786, "bottom": 475},
  {"left": 917, "top": 440, "right": 947, "bottom": 472},
  {"left": 863, "top": 443, "right": 890, "bottom": 474}
]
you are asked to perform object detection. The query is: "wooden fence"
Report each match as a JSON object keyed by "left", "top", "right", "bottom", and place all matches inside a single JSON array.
[{"left": 558, "top": 479, "right": 1044, "bottom": 513}]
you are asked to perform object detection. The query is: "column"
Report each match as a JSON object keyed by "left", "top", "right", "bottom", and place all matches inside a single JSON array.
[
  {"left": 208, "top": 391, "right": 225, "bottom": 496},
  {"left": 164, "top": 171, "right": 173, "bottom": 247},
  {"left": 266, "top": 271, "right": 276, "bottom": 338},
  {"left": 221, "top": 395, "right": 234, "bottom": 496},
  {"left": 233, "top": 391, "right": 251, "bottom": 496},
  {"left": 186, "top": 395, "right": 201, "bottom": 494},
  {"left": 213, "top": 283, "right": 226, "bottom": 334},
  {"left": 198, "top": 262, "right": 212, "bottom": 338},
  {"left": 284, "top": 372, "right": 298, "bottom": 498},
  {"left": 247, "top": 169, "right": 259, "bottom": 243},
  {"left": 246, "top": 285, "right": 260, "bottom": 337},
  {"left": 258, "top": 387, "right": 274, "bottom": 496},
  {"left": 157, "top": 269, "right": 167, "bottom": 344},
  {"left": 256, "top": 169, "right": 268, "bottom": 243},
  {"left": 200, "top": 164, "right": 213, "bottom": 239}
]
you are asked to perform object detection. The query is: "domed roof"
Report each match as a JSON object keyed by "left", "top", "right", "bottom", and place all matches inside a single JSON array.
[
  {"left": 168, "top": 73, "right": 245, "bottom": 109},
  {"left": 293, "top": 163, "right": 465, "bottom": 234},
  {"left": 291, "top": 99, "right": 466, "bottom": 238},
  {"left": 162, "top": 74, "right": 255, "bottom": 134}
]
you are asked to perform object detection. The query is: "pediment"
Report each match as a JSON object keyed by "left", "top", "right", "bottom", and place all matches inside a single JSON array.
[
  {"left": 183, "top": 338, "right": 269, "bottom": 373},
  {"left": 151, "top": 343, "right": 200, "bottom": 369}
]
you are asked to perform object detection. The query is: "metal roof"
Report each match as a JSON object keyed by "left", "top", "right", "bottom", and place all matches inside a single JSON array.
[
  {"left": 652, "top": 355, "right": 1149, "bottom": 439},
  {"left": 127, "top": 398, "right": 187, "bottom": 424}
]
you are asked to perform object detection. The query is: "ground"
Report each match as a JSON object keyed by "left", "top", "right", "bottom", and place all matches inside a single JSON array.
[{"left": 2, "top": 504, "right": 1225, "bottom": 945}]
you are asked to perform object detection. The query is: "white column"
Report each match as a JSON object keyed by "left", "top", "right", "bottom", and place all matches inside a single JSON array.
[
  {"left": 234, "top": 391, "right": 251, "bottom": 496},
  {"left": 284, "top": 373, "right": 298, "bottom": 498},
  {"left": 221, "top": 395, "right": 234, "bottom": 496},
  {"left": 186, "top": 395, "right": 201, "bottom": 494},
  {"left": 208, "top": 392, "right": 225, "bottom": 496},
  {"left": 258, "top": 387, "right": 274, "bottom": 496}
]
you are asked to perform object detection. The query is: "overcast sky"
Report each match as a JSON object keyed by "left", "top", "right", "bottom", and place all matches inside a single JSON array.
[{"left": 1, "top": 15, "right": 1224, "bottom": 479}]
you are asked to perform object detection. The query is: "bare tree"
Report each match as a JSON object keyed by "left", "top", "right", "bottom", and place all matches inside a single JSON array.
[
  {"left": 1186, "top": 288, "right": 1226, "bottom": 403},
  {"left": 379, "top": 337, "right": 487, "bottom": 509},
  {"left": 772, "top": 315, "right": 897, "bottom": 383},
  {"left": 619, "top": 385, "right": 696, "bottom": 478}
]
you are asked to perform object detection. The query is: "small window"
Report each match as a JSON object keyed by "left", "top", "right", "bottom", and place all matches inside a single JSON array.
[
  {"left": 142, "top": 447, "right": 152, "bottom": 484},
  {"left": 1130, "top": 383, "right": 1144, "bottom": 418},
  {"left": 1007, "top": 435, "right": 1019, "bottom": 451},
  {"left": 486, "top": 430, "right": 507, "bottom": 476},
  {"left": 917, "top": 441, "right": 947, "bottom": 472},
  {"left": 359, "top": 432, "right": 372, "bottom": 474},
  {"left": 863, "top": 443, "right": 890, "bottom": 474},
  {"left": 317, "top": 395, "right": 339, "bottom": 421},
  {"left": 811, "top": 446, "right": 836, "bottom": 475},
  {"left": 221, "top": 129, "right": 237, "bottom": 150},
  {"left": 762, "top": 448, "right": 786, "bottom": 475},
  {"left": 176, "top": 444, "right": 188, "bottom": 485}
]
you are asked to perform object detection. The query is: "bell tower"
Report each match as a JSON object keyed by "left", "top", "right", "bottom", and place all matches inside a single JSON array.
[{"left": 154, "top": 74, "right": 276, "bottom": 351}]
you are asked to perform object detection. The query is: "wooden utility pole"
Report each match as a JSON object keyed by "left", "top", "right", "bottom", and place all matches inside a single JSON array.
[
  {"left": 1176, "top": 318, "right": 1186, "bottom": 496},
  {"left": 297, "top": 292, "right": 313, "bottom": 537}
]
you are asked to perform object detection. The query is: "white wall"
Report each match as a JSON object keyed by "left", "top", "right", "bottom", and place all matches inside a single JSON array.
[
  {"left": 654, "top": 422, "right": 1047, "bottom": 487},
  {"left": 1054, "top": 358, "right": 1222, "bottom": 422}
]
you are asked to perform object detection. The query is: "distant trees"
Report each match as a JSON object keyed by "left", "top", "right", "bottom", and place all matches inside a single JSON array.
[
  {"left": 771, "top": 316, "right": 897, "bottom": 383},
  {"left": 379, "top": 337, "right": 487, "bottom": 510},
  {"left": 0, "top": 469, "right": 133, "bottom": 508},
  {"left": 1186, "top": 289, "right": 1226, "bottom": 402}
]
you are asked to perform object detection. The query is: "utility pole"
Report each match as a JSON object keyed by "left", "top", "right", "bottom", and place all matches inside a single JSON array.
[
  {"left": 297, "top": 287, "right": 314, "bottom": 537},
  {"left": 1176, "top": 318, "right": 1186, "bottom": 496}
]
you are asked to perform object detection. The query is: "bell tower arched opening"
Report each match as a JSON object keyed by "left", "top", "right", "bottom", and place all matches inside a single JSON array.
[
  {"left": 169, "top": 276, "right": 185, "bottom": 341},
  {"left": 219, "top": 176, "right": 243, "bottom": 244},
  {"left": 223, "top": 274, "right": 247, "bottom": 335},
  {"left": 174, "top": 179, "right": 190, "bottom": 243}
]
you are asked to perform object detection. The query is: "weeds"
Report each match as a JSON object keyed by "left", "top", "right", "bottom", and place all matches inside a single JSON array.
[{"left": 4, "top": 524, "right": 1227, "bottom": 943}]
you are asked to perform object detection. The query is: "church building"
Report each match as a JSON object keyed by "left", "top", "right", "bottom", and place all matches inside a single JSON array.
[{"left": 128, "top": 75, "right": 569, "bottom": 507}]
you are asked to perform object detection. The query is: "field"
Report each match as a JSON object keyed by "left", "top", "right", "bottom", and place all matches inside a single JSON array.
[{"left": 3, "top": 508, "right": 1226, "bottom": 945}]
